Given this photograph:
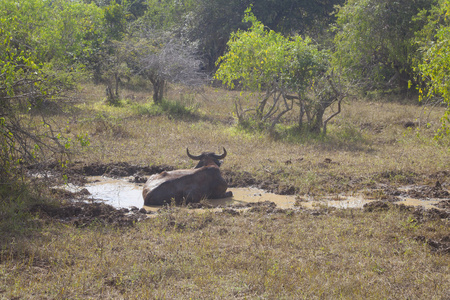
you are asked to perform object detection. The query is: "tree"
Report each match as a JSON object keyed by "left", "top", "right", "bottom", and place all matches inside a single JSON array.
[
  {"left": 416, "top": 0, "right": 450, "bottom": 137},
  {"left": 215, "top": 9, "right": 344, "bottom": 134},
  {"left": 123, "top": 29, "right": 206, "bottom": 103},
  {"left": 1, "top": 0, "right": 104, "bottom": 70},
  {"left": 332, "top": 0, "right": 435, "bottom": 94},
  {"left": 0, "top": 0, "right": 99, "bottom": 184},
  {"left": 101, "top": 41, "right": 131, "bottom": 105},
  {"left": 86, "top": 1, "right": 130, "bottom": 84},
  {"left": 0, "top": 28, "right": 69, "bottom": 185}
]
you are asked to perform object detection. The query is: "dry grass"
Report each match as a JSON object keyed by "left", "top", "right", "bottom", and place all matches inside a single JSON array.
[
  {"left": 1, "top": 207, "right": 449, "bottom": 299},
  {"left": 1, "top": 83, "right": 449, "bottom": 299}
]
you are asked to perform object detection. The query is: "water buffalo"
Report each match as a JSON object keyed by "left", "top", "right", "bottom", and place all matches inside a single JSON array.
[{"left": 142, "top": 148, "right": 232, "bottom": 206}]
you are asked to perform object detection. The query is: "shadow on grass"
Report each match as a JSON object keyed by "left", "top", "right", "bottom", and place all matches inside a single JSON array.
[
  {"left": 236, "top": 122, "right": 374, "bottom": 152},
  {"left": 0, "top": 183, "right": 46, "bottom": 249}
]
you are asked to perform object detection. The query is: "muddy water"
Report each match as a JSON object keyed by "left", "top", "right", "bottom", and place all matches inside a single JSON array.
[
  {"left": 74, "top": 177, "right": 444, "bottom": 212},
  {"left": 83, "top": 176, "right": 144, "bottom": 209},
  {"left": 208, "top": 187, "right": 297, "bottom": 209}
]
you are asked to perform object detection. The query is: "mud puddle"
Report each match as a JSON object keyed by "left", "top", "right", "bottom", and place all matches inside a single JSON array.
[
  {"left": 314, "top": 195, "right": 442, "bottom": 210},
  {"left": 68, "top": 177, "right": 446, "bottom": 212},
  {"left": 62, "top": 176, "right": 146, "bottom": 210}
]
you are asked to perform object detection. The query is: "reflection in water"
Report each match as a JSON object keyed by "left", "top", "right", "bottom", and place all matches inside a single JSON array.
[
  {"left": 77, "top": 177, "right": 444, "bottom": 211},
  {"left": 84, "top": 177, "right": 144, "bottom": 208}
]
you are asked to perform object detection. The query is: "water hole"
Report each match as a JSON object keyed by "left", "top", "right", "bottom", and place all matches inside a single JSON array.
[{"left": 66, "top": 176, "right": 444, "bottom": 212}]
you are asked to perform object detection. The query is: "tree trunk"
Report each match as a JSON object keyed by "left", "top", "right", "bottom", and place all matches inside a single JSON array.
[
  {"left": 310, "top": 105, "right": 325, "bottom": 134},
  {"left": 105, "top": 81, "right": 119, "bottom": 106},
  {"left": 114, "top": 73, "right": 120, "bottom": 98},
  {"left": 298, "top": 101, "right": 305, "bottom": 128},
  {"left": 93, "top": 63, "right": 102, "bottom": 84},
  {"left": 151, "top": 78, "right": 165, "bottom": 104},
  {"left": 322, "top": 99, "right": 342, "bottom": 135}
]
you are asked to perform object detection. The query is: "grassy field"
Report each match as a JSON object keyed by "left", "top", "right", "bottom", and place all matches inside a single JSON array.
[{"left": 1, "top": 83, "right": 449, "bottom": 299}]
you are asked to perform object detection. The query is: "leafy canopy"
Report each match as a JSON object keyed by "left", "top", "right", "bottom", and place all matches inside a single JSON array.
[
  {"left": 0, "top": 0, "right": 104, "bottom": 67},
  {"left": 215, "top": 8, "right": 332, "bottom": 132},
  {"left": 332, "top": 0, "right": 434, "bottom": 93},
  {"left": 417, "top": 0, "right": 450, "bottom": 137},
  {"left": 0, "top": 0, "right": 102, "bottom": 182},
  {"left": 215, "top": 8, "right": 326, "bottom": 96}
]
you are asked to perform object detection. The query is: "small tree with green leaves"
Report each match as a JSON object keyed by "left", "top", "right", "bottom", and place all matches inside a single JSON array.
[
  {"left": 215, "top": 8, "right": 343, "bottom": 134},
  {"left": 0, "top": 31, "right": 70, "bottom": 186}
]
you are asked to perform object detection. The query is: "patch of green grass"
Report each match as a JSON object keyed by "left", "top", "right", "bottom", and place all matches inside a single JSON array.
[
  {"left": 78, "top": 112, "right": 131, "bottom": 138},
  {"left": 272, "top": 124, "right": 325, "bottom": 143},
  {"left": 332, "top": 121, "right": 366, "bottom": 143},
  {"left": 131, "top": 98, "right": 198, "bottom": 119}
]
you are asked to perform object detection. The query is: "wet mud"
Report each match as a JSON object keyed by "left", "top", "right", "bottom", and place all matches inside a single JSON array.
[
  {"left": 414, "top": 235, "right": 450, "bottom": 254},
  {"left": 28, "top": 202, "right": 148, "bottom": 228},
  {"left": 29, "top": 162, "right": 295, "bottom": 195},
  {"left": 406, "top": 181, "right": 450, "bottom": 198}
]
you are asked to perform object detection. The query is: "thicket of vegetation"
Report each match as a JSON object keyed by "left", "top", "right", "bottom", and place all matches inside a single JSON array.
[{"left": 1, "top": 0, "right": 450, "bottom": 202}]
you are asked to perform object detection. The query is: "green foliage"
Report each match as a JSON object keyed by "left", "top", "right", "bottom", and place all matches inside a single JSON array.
[
  {"left": 185, "top": 0, "right": 344, "bottom": 71},
  {"left": 215, "top": 9, "right": 326, "bottom": 92},
  {"left": 0, "top": 0, "right": 104, "bottom": 184},
  {"left": 142, "top": 0, "right": 196, "bottom": 30},
  {"left": 103, "top": 1, "right": 127, "bottom": 40},
  {"left": 0, "top": 0, "right": 104, "bottom": 68},
  {"left": 332, "top": 0, "right": 435, "bottom": 94},
  {"left": 0, "top": 183, "right": 36, "bottom": 235},
  {"left": 416, "top": 0, "right": 450, "bottom": 137},
  {"left": 1, "top": 25, "right": 47, "bottom": 180}
]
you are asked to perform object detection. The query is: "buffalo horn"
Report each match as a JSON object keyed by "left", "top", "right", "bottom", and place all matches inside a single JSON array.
[
  {"left": 186, "top": 148, "right": 202, "bottom": 160},
  {"left": 213, "top": 147, "right": 227, "bottom": 159}
]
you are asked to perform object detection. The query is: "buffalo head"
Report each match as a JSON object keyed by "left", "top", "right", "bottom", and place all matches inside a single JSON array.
[{"left": 186, "top": 147, "right": 227, "bottom": 168}]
